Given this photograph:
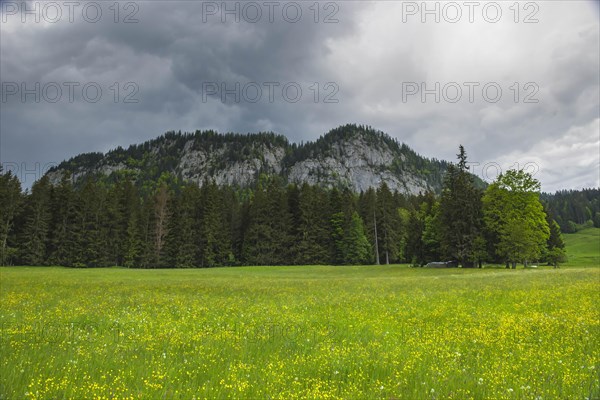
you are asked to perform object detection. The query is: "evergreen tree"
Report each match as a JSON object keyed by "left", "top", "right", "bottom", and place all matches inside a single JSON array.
[
  {"left": 161, "top": 194, "right": 182, "bottom": 268},
  {"left": 222, "top": 186, "right": 243, "bottom": 265},
  {"left": 123, "top": 182, "right": 144, "bottom": 268},
  {"left": 376, "top": 183, "right": 402, "bottom": 264},
  {"left": 439, "top": 146, "right": 484, "bottom": 267},
  {"left": 421, "top": 199, "right": 442, "bottom": 263},
  {"left": 242, "top": 176, "right": 291, "bottom": 265},
  {"left": 138, "top": 196, "right": 155, "bottom": 268},
  {"left": 78, "top": 179, "right": 109, "bottom": 267},
  {"left": 544, "top": 206, "right": 566, "bottom": 268},
  {"left": 0, "top": 168, "right": 23, "bottom": 265},
  {"left": 152, "top": 183, "right": 170, "bottom": 267},
  {"left": 199, "top": 181, "right": 231, "bottom": 267},
  {"left": 177, "top": 185, "right": 201, "bottom": 268},
  {"left": 405, "top": 209, "right": 424, "bottom": 266},
  {"left": 48, "top": 173, "right": 82, "bottom": 266},
  {"left": 396, "top": 207, "right": 411, "bottom": 262},
  {"left": 330, "top": 210, "right": 346, "bottom": 265},
  {"left": 343, "top": 211, "right": 372, "bottom": 264},
  {"left": 358, "top": 188, "right": 379, "bottom": 264},
  {"left": 328, "top": 188, "right": 357, "bottom": 264},
  {"left": 105, "top": 180, "right": 133, "bottom": 266},
  {"left": 18, "top": 176, "right": 52, "bottom": 265},
  {"left": 291, "top": 184, "right": 331, "bottom": 265}
]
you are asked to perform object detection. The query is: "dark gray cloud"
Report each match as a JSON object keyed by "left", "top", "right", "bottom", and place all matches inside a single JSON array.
[{"left": 1, "top": 0, "right": 598, "bottom": 192}]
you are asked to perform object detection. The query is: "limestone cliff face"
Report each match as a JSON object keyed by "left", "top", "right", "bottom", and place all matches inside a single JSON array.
[
  {"left": 46, "top": 125, "right": 448, "bottom": 194},
  {"left": 178, "top": 140, "right": 286, "bottom": 186},
  {"left": 286, "top": 136, "right": 432, "bottom": 195}
]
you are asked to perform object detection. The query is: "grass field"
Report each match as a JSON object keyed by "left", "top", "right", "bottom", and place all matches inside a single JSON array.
[
  {"left": 563, "top": 227, "right": 600, "bottom": 267},
  {"left": 1, "top": 263, "right": 599, "bottom": 399}
]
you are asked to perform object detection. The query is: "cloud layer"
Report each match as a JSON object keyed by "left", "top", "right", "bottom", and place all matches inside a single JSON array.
[{"left": 1, "top": 0, "right": 598, "bottom": 192}]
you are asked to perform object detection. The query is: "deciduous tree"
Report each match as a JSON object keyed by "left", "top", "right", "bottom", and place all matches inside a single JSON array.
[{"left": 483, "top": 169, "right": 549, "bottom": 268}]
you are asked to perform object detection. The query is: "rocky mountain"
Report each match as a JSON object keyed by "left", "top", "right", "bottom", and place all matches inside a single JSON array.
[{"left": 46, "top": 124, "right": 456, "bottom": 195}]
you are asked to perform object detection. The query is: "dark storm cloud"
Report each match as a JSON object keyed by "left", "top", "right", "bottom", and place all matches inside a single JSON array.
[{"left": 1, "top": 0, "right": 598, "bottom": 192}]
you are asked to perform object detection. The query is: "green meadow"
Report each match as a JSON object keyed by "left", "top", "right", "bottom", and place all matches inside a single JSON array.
[
  {"left": 563, "top": 227, "right": 600, "bottom": 267},
  {"left": 1, "top": 231, "right": 599, "bottom": 399}
]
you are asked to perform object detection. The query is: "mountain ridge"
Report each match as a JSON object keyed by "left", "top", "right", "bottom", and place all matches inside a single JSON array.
[{"left": 46, "top": 124, "right": 457, "bottom": 194}]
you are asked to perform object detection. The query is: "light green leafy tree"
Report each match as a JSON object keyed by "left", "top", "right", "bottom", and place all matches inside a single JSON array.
[{"left": 483, "top": 169, "right": 549, "bottom": 268}]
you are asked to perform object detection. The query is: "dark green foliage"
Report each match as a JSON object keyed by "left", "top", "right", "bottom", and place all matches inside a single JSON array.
[
  {"left": 543, "top": 204, "right": 567, "bottom": 267},
  {"left": 438, "top": 146, "right": 485, "bottom": 267},
  {"left": 149, "top": 183, "right": 171, "bottom": 268},
  {"left": 242, "top": 176, "right": 292, "bottom": 265},
  {"left": 177, "top": 185, "right": 202, "bottom": 268},
  {"left": 199, "top": 181, "right": 233, "bottom": 267},
  {"left": 405, "top": 209, "right": 425, "bottom": 266},
  {"left": 358, "top": 188, "right": 379, "bottom": 264},
  {"left": 542, "top": 189, "right": 600, "bottom": 232},
  {"left": 344, "top": 211, "right": 373, "bottom": 265},
  {"left": 18, "top": 176, "right": 51, "bottom": 265},
  {"left": 420, "top": 195, "right": 443, "bottom": 264},
  {"left": 0, "top": 167, "right": 23, "bottom": 265},
  {"left": 289, "top": 184, "right": 331, "bottom": 265},
  {"left": 376, "top": 183, "right": 403, "bottom": 264},
  {"left": 77, "top": 179, "right": 106, "bottom": 267},
  {"left": 4, "top": 137, "right": 594, "bottom": 268},
  {"left": 47, "top": 174, "right": 80, "bottom": 266}
]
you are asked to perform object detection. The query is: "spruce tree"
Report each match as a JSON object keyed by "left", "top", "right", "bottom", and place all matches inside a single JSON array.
[
  {"left": 19, "top": 176, "right": 52, "bottom": 265},
  {"left": 438, "top": 146, "right": 484, "bottom": 267},
  {"left": 48, "top": 173, "right": 81, "bottom": 266},
  {"left": 0, "top": 167, "right": 23, "bottom": 265},
  {"left": 176, "top": 185, "right": 200, "bottom": 268},
  {"left": 242, "top": 176, "right": 291, "bottom": 265},
  {"left": 544, "top": 205, "right": 566, "bottom": 267},
  {"left": 358, "top": 188, "right": 379, "bottom": 264},
  {"left": 292, "top": 184, "right": 330, "bottom": 265},
  {"left": 199, "top": 181, "right": 231, "bottom": 267},
  {"left": 344, "top": 211, "right": 372, "bottom": 264},
  {"left": 376, "top": 182, "right": 402, "bottom": 264}
]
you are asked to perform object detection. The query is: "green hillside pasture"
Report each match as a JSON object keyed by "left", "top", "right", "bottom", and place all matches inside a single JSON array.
[{"left": 564, "top": 227, "right": 600, "bottom": 267}]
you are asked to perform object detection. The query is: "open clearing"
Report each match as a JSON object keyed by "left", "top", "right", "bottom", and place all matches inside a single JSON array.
[
  {"left": 564, "top": 228, "right": 600, "bottom": 267},
  {"left": 1, "top": 265, "right": 598, "bottom": 399}
]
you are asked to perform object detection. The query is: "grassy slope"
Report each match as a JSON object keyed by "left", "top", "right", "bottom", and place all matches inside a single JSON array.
[
  {"left": 1, "top": 266, "right": 598, "bottom": 399},
  {"left": 563, "top": 227, "right": 600, "bottom": 267}
]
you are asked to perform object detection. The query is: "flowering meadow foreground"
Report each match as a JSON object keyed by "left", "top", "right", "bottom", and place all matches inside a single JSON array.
[{"left": 1, "top": 265, "right": 598, "bottom": 399}]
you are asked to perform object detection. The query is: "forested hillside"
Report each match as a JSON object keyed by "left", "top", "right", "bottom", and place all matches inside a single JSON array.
[
  {"left": 45, "top": 124, "right": 454, "bottom": 195},
  {"left": 1, "top": 144, "right": 571, "bottom": 268},
  {"left": 542, "top": 189, "right": 600, "bottom": 233}
]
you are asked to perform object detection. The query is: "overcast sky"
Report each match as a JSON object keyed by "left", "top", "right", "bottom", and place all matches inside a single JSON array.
[{"left": 1, "top": 0, "right": 598, "bottom": 192}]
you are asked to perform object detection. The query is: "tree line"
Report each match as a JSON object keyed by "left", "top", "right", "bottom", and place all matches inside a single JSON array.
[
  {"left": 0, "top": 146, "right": 566, "bottom": 268},
  {"left": 542, "top": 188, "right": 600, "bottom": 233}
]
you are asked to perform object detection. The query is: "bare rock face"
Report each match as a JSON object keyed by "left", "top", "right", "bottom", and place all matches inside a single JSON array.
[
  {"left": 45, "top": 126, "right": 447, "bottom": 194},
  {"left": 46, "top": 163, "right": 128, "bottom": 185},
  {"left": 179, "top": 141, "right": 285, "bottom": 186},
  {"left": 287, "top": 137, "right": 432, "bottom": 194}
]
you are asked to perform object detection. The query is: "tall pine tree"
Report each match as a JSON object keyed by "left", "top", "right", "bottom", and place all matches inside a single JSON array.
[
  {"left": 439, "top": 146, "right": 484, "bottom": 267},
  {"left": 19, "top": 176, "right": 52, "bottom": 265}
]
